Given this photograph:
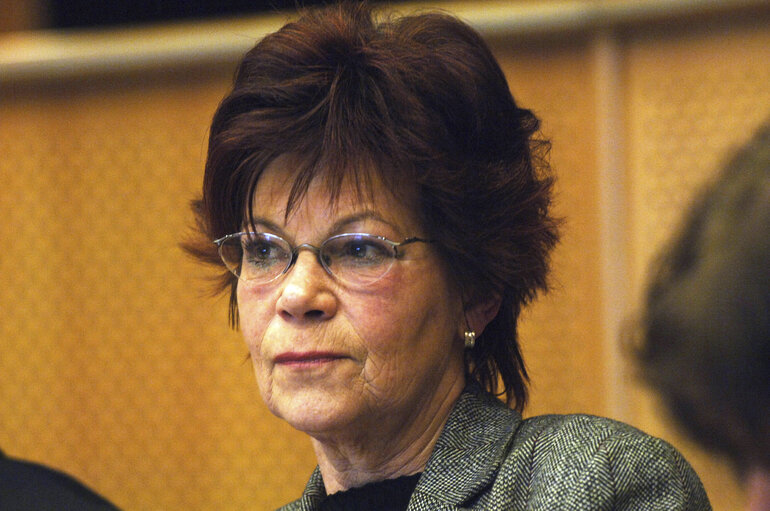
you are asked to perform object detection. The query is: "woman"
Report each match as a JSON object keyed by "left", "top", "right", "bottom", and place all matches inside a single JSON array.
[{"left": 188, "top": 3, "right": 711, "bottom": 509}]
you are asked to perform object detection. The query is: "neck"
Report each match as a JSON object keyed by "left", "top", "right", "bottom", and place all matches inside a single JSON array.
[{"left": 311, "top": 374, "right": 465, "bottom": 494}]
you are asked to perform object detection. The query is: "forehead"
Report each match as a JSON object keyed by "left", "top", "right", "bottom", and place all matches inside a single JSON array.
[{"left": 248, "top": 154, "right": 421, "bottom": 232}]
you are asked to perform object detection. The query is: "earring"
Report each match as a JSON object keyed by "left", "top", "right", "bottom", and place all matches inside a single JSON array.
[{"left": 464, "top": 330, "right": 476, "bottom": 349}]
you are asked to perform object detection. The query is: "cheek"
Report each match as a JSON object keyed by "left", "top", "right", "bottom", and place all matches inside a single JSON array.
[
  {"left": 349, "top": 281, "right": 454, "bottom": 354},
  {"left": 236, "top": 285, "right": 274, "bottom": 349},
  {"left": 343, "top": 279, "right": 405, "bottom": 339}
]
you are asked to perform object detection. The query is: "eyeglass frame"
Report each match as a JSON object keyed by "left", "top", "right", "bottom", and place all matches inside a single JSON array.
[{"left": 212, "top": 231, "right": 432, "bottom": 287}]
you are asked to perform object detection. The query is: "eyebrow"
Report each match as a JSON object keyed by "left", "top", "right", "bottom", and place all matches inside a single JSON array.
[
  {"left": 328, "top": 211, "right": 400, "bottom": 236},
  {"left": 246, "top": 210, "right": 401, "bottom": 238},
  {"left": 245, "top": 217, "right": 284, "bottom": 235}
]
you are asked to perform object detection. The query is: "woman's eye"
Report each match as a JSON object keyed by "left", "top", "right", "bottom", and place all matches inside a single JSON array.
[
  {"left": 336, "top": 239, "right": 390, "bottom": 265},
  {"left": 244, "top": 239, "right": 286, "bottom": 266}
]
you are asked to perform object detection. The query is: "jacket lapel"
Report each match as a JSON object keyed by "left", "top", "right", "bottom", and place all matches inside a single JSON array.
[{"left": 278, "top": 467, "right": 325, "bottom": 510}]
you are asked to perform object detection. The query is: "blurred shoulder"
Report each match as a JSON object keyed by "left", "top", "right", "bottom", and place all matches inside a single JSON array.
[{"left": 0, "top": 449, "right": 119, "bottom": 510}]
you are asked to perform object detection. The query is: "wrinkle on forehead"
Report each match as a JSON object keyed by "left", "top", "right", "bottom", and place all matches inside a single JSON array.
[{"left": 245, "top": 152, "right": 419, "bottom": 232}]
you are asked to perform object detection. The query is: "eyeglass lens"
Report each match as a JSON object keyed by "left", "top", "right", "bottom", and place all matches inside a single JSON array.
[{"left": 218, "top": 233, "right": 399, "bottom": 286}]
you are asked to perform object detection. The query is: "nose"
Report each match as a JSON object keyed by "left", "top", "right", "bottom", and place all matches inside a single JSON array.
[{"left": 276, "top": 250, "right": 337, "bottom": 322}]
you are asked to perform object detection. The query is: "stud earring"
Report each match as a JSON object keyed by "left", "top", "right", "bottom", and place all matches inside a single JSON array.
[{"left": 464, "top": 330, "right": 476, "bottom": 349}]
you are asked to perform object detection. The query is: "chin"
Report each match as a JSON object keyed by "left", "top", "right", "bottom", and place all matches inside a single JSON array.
[{"left": 263, "top": 384, "right": 360, "bottom": 436}]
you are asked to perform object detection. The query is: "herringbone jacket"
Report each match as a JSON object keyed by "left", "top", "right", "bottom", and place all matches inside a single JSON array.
[{"left": 279, "top": 385, "right": 711, "bottom": 510}]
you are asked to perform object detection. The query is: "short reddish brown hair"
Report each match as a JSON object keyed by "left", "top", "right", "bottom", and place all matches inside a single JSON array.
[{"left": 188, "top": 2, "right": 559, "bottom": 411}]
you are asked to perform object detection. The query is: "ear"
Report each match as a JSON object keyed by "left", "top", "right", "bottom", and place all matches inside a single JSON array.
[{"left": 463, "top": 295, "right": 502, "bottom": 337}]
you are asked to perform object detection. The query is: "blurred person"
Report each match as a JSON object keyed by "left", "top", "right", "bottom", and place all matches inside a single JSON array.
[
  {"left": 187, "top": 2, "right": 711, "bottom": 509},
  {"left": 636, "top": 121, "right": 770, "bottom": 510},
  {"left": 0, "top": 448, "right": 119, "bottom": 510}
]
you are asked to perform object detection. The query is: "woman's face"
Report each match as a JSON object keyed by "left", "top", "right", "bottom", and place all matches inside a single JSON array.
[{"left": 237, "top": 157, "right": 467, "bottom": 441}]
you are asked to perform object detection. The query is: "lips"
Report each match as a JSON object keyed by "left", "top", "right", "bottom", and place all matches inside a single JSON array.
[{"left": 273, "top": 351, "right": 347, "bottom": 365}]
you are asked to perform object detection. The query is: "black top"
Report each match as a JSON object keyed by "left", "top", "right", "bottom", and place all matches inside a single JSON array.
[
  {"left": 319, "top": 473, "right": 421, "bottom": 511},
  {"left": 0, "top": 448, "right": 119, "bottom": 510}
]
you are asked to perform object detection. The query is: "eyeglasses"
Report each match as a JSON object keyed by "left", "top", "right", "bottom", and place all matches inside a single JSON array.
[{"left": 213, "top": 232, "right": 431, "bottom": 287}]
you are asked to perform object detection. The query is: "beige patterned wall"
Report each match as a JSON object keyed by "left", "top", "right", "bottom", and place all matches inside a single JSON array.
[
  {"left": 0, "top": 77, "right": 317, "bottom": 509},
  {"left": 0, "top": 6, "right": 768, "bottom": 511},
  {"left": 493, "top": 36, "right": 608, "bottom": 419}
]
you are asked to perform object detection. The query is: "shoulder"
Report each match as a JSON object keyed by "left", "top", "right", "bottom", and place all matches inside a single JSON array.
[
  {"left": 493, "top": 413, "right": 711, "bottom": 510},
  {"left": 0, "top": 450, "right": 119, "bottom": 510},
  {"left": 421, "top": 388, "right": 710, "bottom": 509},
  {"left": 513, "top": 413, "right": 699, "bottom": 483},
  {"left": 516, "top": 412, "right": 676, "bottom": 454}
]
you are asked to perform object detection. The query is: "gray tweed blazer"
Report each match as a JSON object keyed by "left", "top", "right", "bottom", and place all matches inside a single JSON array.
[{"left": 279, "top": 385, "right": 711, "bottom": 510}]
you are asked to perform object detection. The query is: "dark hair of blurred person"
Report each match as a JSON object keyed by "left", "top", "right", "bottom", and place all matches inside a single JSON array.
[{"left": 636, "top": 121, "right": 770, "bottom": 510}]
